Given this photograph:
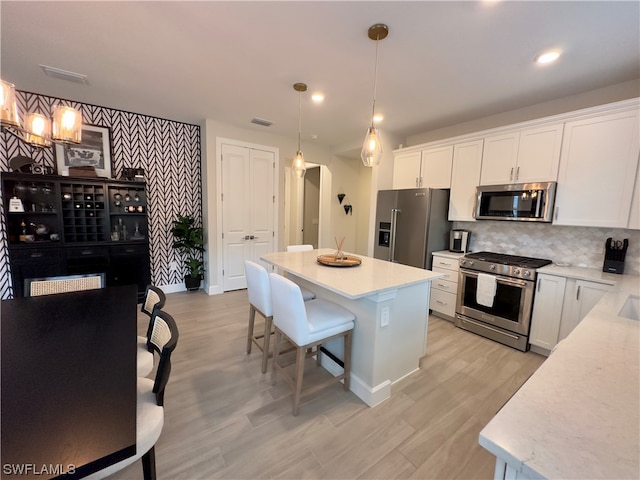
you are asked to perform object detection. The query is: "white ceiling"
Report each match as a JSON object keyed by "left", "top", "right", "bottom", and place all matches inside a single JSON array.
[{"left": 1, "top": 1, "right": 639, "bottom": 150}]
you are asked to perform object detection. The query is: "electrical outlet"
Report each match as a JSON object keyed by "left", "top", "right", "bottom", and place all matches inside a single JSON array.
[
  {"left": 380, "top": 307, "right": 390, "bottom": 327},
  {"left": 170, "top": 261, "right": 178, "bottom": 271}
]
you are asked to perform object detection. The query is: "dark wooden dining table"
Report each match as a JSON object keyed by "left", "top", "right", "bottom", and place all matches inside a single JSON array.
[{"left": 1, "top": 284, "right": 137, "bottom": 480}]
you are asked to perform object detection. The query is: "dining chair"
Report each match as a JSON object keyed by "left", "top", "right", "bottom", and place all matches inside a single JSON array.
[
  {"left": 24, "top": 273, "right": 105, "bottom": 297},
  {"left": 86, "top": 308, "right": 179, "bottom": 480},
  {"left": 244, "top": 260, "right": 315, "bottom": 373},
  {"left": 269, "top": 272, "right": 355, "bottom": 416},
  {"left": 286, "top": 244, "right": 314, "bottom": 252},
  {"left": 137, "top": 285, "right": 167, "bottom": 377}
]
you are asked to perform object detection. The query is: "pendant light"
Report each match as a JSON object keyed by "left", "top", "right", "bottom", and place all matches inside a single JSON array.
[
  {"left": 292, "top": 82, "right": 307, "bottom": 178},
  {"left": 361, "top": 23, "right": 388, "bottom": 167}
]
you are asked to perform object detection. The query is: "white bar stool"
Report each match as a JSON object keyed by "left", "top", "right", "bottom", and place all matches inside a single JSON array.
[
  {"left": 244, "top": 260, "right": 315, "bottom": 373},
  {"left": 269, "top": 272, "right": 355, "bottom": 416}
]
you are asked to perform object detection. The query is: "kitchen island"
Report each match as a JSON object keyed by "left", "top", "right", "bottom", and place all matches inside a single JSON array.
[
  {"left": 479, "top": 273, "right": 640, "bottom": 479},
  {"left": 261, "top": 248, "right": 443, "bottom": 407}
]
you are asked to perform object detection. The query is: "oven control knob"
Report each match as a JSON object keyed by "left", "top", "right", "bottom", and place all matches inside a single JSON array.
[
  {"left": 490, "top": 264, "right": 496, "bottom": 270},
  {"left": 513, "top": 268, "right": 521, "bottom": 275},
  {"left": 523, "top": 270, "right": 531, "bottom": 277}
]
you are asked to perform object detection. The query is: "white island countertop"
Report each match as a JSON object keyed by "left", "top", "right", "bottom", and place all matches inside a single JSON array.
[
  {"left": 262, "top": 248, "right": 443, "bottom": 300},
  {"left": 479, "top": 273, "right": 640, "bottom": 479}
]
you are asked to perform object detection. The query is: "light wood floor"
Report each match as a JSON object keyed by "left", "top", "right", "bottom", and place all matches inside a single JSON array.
[{"left": 111, "top": 289, "right": 545, "bottom": 480}]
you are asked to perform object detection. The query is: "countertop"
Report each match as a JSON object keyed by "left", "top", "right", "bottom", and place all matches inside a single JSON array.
[
  {"left": 261, "top": 248, "right": 443, "bottom": 300},
  {"left": 432, "top": 250, "right": 467, "bottom": 260},
  {"left": 538, "top": 263, "right": 621, "bottom": 285},
  {"left": 479, "top": 272, "right": 640, "bottom": 479}
]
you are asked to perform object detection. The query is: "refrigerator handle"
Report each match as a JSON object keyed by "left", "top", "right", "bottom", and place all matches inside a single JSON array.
[{"left": 390, "top": 208, "right": 401, "bottom": 262}]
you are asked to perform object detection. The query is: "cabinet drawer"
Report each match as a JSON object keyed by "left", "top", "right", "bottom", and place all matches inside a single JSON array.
[
  {"left": 430, "top": 289, "right": 457, "bottom": 318},
  {"left": 433, "top": 266, "right": 459, "bottom": 283},
  {"left": 110, "top": 244, "right": 149, "bottom": 257},
  {"left": 432, "top": 257, "right": 459, "bottom": 271},
  {"left": 10, "top": 246, "right": 62, "bottom": 262},
  {"left": 66, "top": 246, "right": 109, "bottom": 259},
  {"left": 432, "top": 278, "right": 458, "bottom": 293}
]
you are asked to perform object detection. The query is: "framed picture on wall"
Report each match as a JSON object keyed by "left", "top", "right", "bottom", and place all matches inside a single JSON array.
[{"left": 55, "top": 124, "right": 112, "bottom": 178}]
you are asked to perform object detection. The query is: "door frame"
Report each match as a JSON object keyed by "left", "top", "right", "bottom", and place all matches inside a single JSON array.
[{"left": 215, "top": 137, "right": 279, "bottom": 292}]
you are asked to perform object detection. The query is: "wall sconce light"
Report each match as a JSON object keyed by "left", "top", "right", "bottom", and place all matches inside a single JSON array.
[
  {"left": 361, "top": 24, "right": 388, "bottom": 168},
  {"left": 292, "top": 82, "right": 308, "bottom": 178},
  {"left": 0, "top": 79, "right": 82, "bottom": 148}
]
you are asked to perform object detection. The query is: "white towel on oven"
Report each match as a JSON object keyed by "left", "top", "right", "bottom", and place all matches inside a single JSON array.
[{"left": 476, "top": 273, "right": 497, "bottom": 307}]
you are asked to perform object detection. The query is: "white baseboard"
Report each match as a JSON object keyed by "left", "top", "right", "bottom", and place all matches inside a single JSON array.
[{"left": 320, "top": 352, "right": 391, "bottom": 407}]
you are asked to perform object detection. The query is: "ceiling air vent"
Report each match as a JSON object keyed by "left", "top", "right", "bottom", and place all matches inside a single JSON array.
[{"left": 251, "top": 117, "right": 274, "bottom": 127}]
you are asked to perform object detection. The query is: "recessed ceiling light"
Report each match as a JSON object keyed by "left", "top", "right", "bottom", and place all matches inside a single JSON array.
[
  {"left": 373, "top": 113, "right": 384, "bottom": 123},
  {"left": 534, "top": 50, "right": 561, "bottom": 64},
  {"left": 311, "top": 93, "right": 324, "bottom": 103}
]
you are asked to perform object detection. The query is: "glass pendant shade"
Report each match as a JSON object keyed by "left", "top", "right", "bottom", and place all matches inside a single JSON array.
[
  {"left": 292, "top": 150, "right": 306, "bottom": 178},
  {"left": 0, "top": 79, "right": 20, "bottom": 128},
  {"left": 52, "top": 105, "right": 82, "bottom": 143},
  {"left": 23, "top": 113, "right": 52, "bottom": 147},
  {"left": 361, "top": 126, "right": 383, "bottom": 167}
]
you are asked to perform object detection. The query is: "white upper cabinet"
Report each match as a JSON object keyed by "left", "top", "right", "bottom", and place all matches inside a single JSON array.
[
  {"left": 480, "top": 124, "right": 563, "bottom": 186},
  {"left": 627, "top": 157, "right": 640, "bottom": 230},
  {"left": 554, "top": 108, "right": 640, "bottom": 228},
  {"left": 420, "top": 145, "right": 453, "bottom": 188},
  {"left": 393, "top": 146, "right": 453, "bottom": 189},
  {"left": 479, "top": 132, "right": 520, "bottom": 185},
  {"left": 392, "top": 150, "right": 422, "bottom": 189},
  {"left": 449, "top": 140, "right": 484, "bottom": 221},
  {"left": 516, "top": 124, "right": 564, "bottom": 182}
]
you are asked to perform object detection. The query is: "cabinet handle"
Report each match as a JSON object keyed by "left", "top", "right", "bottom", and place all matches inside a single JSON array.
[
  {"left": 537, "top": 279, "right": 541, "bottom": 293},
  {"left": 437, "top": 283, "right": 449, "bottom": 289},
  {"left": 30, "top": 252, "right": 44, "bottom": 258},
  {"left": 509, "top": 167, "right": 514, "bottom": 181},
  {"left": 576, "top": 286, "right": 581, "bottom": 301},
  {"left": 415, "top": 177, "right": 419, "bottom": 188},
  {"left": 554, "top": 207, "right": 559, "bottom": 221},
  {"left": 438, "top": 261, "right": 452, "bottom": 267},
  {"left": 81, "top": 250, "right": 93, "bottom": 255},
  {"left": 436, "top": 300, "right": 447, "bottom": 305},
  {"left": 515, "top": 166, "right": 520, "bottom": 181}
]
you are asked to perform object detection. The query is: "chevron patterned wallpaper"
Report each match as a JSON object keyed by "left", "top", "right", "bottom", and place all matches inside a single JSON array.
[{"left": 0, "top": 91, "right": 201, "bottom": 299}]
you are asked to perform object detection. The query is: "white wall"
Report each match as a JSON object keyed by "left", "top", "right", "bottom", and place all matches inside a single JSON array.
[{"left": 406, "top": 79, "right": 640, "bottom": 146}]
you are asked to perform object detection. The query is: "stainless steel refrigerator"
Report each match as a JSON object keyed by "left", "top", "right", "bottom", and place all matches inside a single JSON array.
[{"left": 373, "top": 188, "right": 451, "bottom": 269}]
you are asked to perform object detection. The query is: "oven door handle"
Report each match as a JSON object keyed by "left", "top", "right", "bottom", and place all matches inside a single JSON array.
[{"left": 459, "top": 269, "right": 529, "bottom": 288}]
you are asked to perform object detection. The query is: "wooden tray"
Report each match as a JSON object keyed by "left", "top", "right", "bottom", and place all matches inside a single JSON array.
[{"left": 317, "top": 254, "right": 362, "bottom": 267}]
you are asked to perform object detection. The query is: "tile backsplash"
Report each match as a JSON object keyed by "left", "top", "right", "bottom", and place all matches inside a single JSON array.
[{"left": 455, "top": 221, "right": 640, "bottom": 275}]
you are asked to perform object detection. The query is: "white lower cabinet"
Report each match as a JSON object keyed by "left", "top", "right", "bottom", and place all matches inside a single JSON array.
[
  {"left": 530, "top": 273, "right": 611, "bottom": 353},
  {"left": 430, "top": 253, "right": 461, "bottom": 321},
  {"left": 529, "top": 274, "right": 566, "bottom": 351}
]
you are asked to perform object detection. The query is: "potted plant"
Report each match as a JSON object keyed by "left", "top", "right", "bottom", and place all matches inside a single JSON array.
[{"left": 170, "top": 213, "right": 205, "bottom": 291}]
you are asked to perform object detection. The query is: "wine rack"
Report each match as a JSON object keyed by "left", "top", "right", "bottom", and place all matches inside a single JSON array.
[{"left": 60, "top": 182, "right": 108, "bottom": 243}]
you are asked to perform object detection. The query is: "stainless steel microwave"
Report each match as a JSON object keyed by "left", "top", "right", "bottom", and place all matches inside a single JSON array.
[{"left": 474, "top": 182, "right": 557, "bottom": 222}]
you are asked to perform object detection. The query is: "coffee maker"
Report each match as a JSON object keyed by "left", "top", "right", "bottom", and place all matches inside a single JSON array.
[{"left": 449, "top": 229, "right": 471, "bottom": 253}]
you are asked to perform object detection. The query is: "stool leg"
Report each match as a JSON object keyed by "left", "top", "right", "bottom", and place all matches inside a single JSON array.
[
  {"left": 247, "top": 306, "right": 256, "bottom": 354},
  {"left": 343, "top": 330, "right": 352, "bottom": 391},
  {"left": 292, "top": 345, "right": 306, "bottom": 416},
  {"left": 271, "top": 329, "right": 282, "bottom": 386},
  {"left": 261, "top": 315, "right": 272, "bottom": 374},
  {"left": 142, "top": 446, "right": 156, "bottom": 480}
]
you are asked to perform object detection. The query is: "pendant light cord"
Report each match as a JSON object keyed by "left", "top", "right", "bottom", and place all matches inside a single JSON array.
[
  {"left": 298, "top": 89, "right": 302, "bottom": 151},
  {"left": 370, "top": 35, "right": 380, "bottom": 128}
]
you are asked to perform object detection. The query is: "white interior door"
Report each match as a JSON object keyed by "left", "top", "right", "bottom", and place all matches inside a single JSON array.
[{"left": 221, "top": 143, "right": 274, "bottom": 291}]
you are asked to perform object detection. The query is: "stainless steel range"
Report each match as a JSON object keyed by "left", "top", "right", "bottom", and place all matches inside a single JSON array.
[{"left": 455, "top": 251, "right": 552, "bottom": 351}]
